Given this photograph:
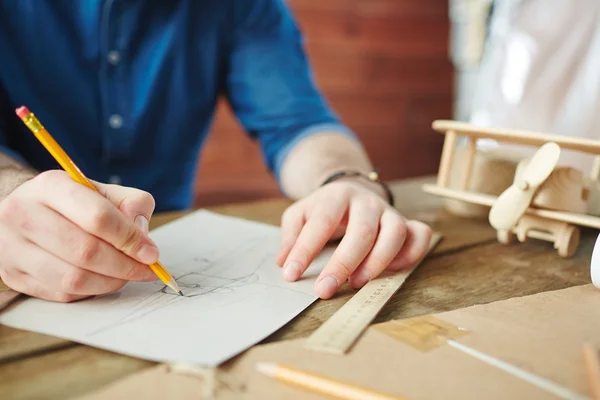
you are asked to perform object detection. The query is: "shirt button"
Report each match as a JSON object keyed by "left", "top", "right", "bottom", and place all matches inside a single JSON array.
[
  {"left": 108, "top": 175, "right": 121, "bottom": 185},
  {"left": 109, "top": 114, "right": 123, "bottom": 129},
  {"left": 107, "top": 50, "right": 120, "bottom": 65}
]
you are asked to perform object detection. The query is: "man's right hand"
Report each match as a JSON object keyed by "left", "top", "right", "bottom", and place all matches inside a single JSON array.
[{"left": 0, "top": 170, "right": 160, "bottom": 302}]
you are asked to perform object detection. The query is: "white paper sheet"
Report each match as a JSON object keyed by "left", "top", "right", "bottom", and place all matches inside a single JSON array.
[{"left": 0, "top": 210, "right": 333, "bottom": 366}]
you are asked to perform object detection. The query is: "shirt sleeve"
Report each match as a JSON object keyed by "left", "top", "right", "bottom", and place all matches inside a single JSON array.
[{"left": 224, "top": 0, "right": 357, "bottom": 181}]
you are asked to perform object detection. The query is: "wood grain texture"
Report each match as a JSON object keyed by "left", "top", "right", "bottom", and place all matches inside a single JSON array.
[
  {"left": 432, "top": 120, "right": 600, "bottom": 154},
  {"left": 286, "top": 0, "right": 450, "bottom": 19},
  {"left": 290, "top": 2, "right": 450, "bottom": 57},
  {"left": 0, "top": 175, "right": 595, "bottom": 400},
  {"left": 0, "top": 346, "right": 153, "bottom": 400},
  {"left": 0, "top": 235, "right": 594, "bottom": 400}
]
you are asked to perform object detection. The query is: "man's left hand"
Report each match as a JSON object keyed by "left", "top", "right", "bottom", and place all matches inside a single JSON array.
[{"left": 276, "top": 179, "right": 432, "bottom": 299}]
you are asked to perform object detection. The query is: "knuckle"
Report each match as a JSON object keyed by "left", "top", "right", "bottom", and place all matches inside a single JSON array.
[
  {"left": 333, "top": 258, "right": 354, "bottom": 278},
  {"left": 291, "top": 243, "right": 315, "bottom": 264},
  {"left": 61, "top": 269, "right": 87, "bottom": 293},
  {"left": 34, "top": 169, "right": 62, "bottom": 185},
  {"left": 367, "top": 256, "right": 388, "bottom": 274},
  {"left": 337, "top": 184, "right": 353, "bottom": 199},
  {"left": 0, "top": 196, "right": 21, "bottom": 221},
  {"left": 326, "top": 182, "right": 350, "bottom": 198},
  {"left": 0, "top": 265, "right": 16, "bottom": 283},
  {"left": 280, "top": 207, "right": 296, "bottom": 226},
  {"left": 88, "top": 205, "right": 113, "bottom": 233},
  {"left": 141, "top": 191, "right": 156, "bottom": 212},
  {"left": 363, "top": 195, "right": 382, "bottom": 210},
  {"left": 131, "top": 190, "right": 155, "bottom": 212},
  {"left": 121, "top": 190, "right": 156, "bottom": 215},
  {"left": 33, "top": 170, "right": 70, "bottom": 193},
  {"left": 0, "top": 197, "right": 33, "bottom": 232},
  {"left": 358, "top": 223, "right": 378, "bottom": 243},
  {"left": 405, "top": 250, "right": 422, "bottom": 265},
  {"left": 75, "top": 237, "right": 101, "bottom": 264},
  {"left": 318, "top": 214, "right": 336, "bottom": 233},
  {"left": 409, "top": 220, "right": 432, "bottom": 244}
]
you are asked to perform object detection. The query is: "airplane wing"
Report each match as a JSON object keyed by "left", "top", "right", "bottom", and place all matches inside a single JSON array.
[{"left": 422, "top": 184, "right": 600, "bottom": 230}]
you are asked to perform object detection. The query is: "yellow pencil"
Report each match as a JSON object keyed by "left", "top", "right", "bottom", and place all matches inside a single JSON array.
[
  {"left": 583, "top": 343, "right": 600, "bottom": 400},
  {"left": 256, "top": 362, "right": 406, "bottom": 400},
  {"left": 15, "top": 106, "right": 183, "bottom": 296}
]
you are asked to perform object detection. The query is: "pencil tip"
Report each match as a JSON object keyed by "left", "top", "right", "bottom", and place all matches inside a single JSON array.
[
  {"left": 178, "top": 291, "right": 184, "bottom": 296},
  {"left": 256, "top": 362, "right": 276, "bottom": 376}
]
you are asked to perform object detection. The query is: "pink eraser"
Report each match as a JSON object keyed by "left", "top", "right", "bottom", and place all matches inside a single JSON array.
[{"left": 15, "top": 106, "right": 31, "bottom": 119}]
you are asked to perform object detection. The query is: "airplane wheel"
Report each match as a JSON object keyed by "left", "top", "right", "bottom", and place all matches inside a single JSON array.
[
  {"left": 497, "top": 230, "right": 514, "bottom": 244},
  {"left": 556, "top": 225, "right": 580, "bottom": 258},
  {"left": 513, "top": 223, "right": 529, "bottom": 243}
]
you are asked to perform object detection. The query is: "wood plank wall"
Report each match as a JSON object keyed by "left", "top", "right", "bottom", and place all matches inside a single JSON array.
[{"left": 194, "top": 0, "right": 454, "bottom": 207}]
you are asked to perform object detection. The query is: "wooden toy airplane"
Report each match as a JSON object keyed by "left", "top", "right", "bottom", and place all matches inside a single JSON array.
[{"left": 422, "top": 120, "right": 600, "bottom": 258}]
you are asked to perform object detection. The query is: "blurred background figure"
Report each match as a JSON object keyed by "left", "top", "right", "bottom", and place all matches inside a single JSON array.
[
  {"left": 430, "top": 0, "right": 600, "bottom": 217},
  {"left": 459, "top": 0, "right": 600, "bottom": 172}
]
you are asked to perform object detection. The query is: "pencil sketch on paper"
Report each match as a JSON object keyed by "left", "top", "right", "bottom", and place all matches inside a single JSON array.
[
  {"left": 85, "top": 233, "right": 316, "bottom": 338},
  {"left": 0, "top": 210, "right": 333, "bottom": 366}
]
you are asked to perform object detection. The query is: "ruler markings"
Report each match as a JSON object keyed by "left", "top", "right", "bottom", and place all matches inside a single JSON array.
[{"left": 304, "top": 232, "right": 443, "bottom": 355}]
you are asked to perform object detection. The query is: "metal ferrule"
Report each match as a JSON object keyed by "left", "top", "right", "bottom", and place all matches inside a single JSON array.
[{"left": 22, "top": 113, "right": 45, "bottom": 133}]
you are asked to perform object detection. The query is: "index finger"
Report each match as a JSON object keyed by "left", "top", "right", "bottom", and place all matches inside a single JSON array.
[
  {"left": 34, "top": 172, "right": 159, "bottom": 265},
  {"left": 281, "top": 195, "right": 349, "bottom": 282}
]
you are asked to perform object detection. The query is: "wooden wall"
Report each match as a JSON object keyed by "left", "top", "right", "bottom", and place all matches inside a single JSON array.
[{"left": 194, "top": 0, "right": 454, "bottom": 207}]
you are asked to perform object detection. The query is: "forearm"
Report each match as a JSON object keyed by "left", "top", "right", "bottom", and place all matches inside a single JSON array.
[
  {"left": 0, "top": 153, "right": 36, "bottom": 201},
  {"left": 278, "top": 132, "right": 387, "bottom": 200}
]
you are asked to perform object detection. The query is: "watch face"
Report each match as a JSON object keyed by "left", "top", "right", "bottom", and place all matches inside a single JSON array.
[{"left": 591, "top": 233, "right": 600, "bottom": 289}]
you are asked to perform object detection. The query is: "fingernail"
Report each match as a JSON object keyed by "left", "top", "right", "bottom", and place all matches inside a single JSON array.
[
  {"left": 316, "top": 276, "right": 338, "bottom": 299},
  {"left": 137, "top": 244, "right": 159, "bottom": 264},
  {"left": 135, "top": 215, "right": 149, "bottom": 234},
  {"left": 351, "top": 269, "right": 371, "bottom": 288},
  {"left": 283, "top": 261, "right": 301, "bottom": 281}
]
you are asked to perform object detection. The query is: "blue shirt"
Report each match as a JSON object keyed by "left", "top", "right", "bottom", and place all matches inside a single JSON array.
[{"left": 0, "top": 0, "right": 353, "bottom": 212}]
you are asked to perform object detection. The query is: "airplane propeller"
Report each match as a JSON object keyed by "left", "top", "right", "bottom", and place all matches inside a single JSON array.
[{"left": 488, "top": 142, "right": 561, "bottom": 231}]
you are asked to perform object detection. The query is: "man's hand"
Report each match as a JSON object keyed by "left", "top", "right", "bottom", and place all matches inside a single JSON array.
[
  {"left": 0, "top": 170, "right": 159, "bottom": 302},
  {"left": 276, "top": 180, "right": 432, "bottom": 299}
]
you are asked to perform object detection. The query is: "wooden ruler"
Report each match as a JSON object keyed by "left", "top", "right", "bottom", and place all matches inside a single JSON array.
[{"left": 303, "top": 232, "right": 443, "bottom": 355}]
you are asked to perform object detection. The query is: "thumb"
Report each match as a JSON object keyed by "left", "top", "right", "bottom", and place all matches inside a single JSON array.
[{"left": 93, "top": 181, "right": 156, "bottom": 235}]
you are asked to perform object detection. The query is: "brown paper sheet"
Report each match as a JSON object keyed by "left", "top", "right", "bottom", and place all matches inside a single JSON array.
[{"left": 75, "top": 284, "right": 600, "bottom": 400}]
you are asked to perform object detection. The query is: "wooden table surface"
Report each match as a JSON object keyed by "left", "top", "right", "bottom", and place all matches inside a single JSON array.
[{"left": 0, "top": 175, "right": 595, "bottom": 399}]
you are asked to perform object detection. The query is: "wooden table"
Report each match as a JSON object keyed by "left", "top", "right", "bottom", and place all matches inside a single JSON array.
[{"left": 0, "top": 176, "right": 595, "bottom": 399}]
